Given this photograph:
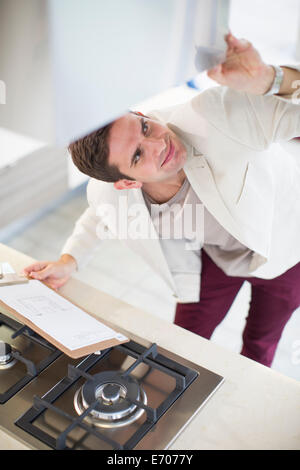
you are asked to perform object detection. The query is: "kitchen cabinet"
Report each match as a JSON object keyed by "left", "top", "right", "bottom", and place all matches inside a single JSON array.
[{"left": 0, "top": 128, "right": 68, "bottom": 230}]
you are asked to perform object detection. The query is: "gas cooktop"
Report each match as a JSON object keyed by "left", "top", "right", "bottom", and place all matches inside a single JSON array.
[{"left": 0, "top": 311, "right": 224, "bottom": 450}]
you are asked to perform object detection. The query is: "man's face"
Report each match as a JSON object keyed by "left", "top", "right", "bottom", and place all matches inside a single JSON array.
[{"left": 108, "top": 113, "right": 187, "bottom": 186}]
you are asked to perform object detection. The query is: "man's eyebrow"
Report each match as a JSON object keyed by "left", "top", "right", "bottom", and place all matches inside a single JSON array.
[{"left": 130, "top": 118, "right": 144, "bottom": 167}]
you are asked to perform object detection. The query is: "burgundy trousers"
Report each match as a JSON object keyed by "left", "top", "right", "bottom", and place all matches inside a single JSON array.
[{"left": 174, "top": 250, "right": 300, "bottom": 367}]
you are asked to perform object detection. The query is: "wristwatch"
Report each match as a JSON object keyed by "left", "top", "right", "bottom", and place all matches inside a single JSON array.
[{"left": 264, "top": 65, "right": 284, "bottom": 96}]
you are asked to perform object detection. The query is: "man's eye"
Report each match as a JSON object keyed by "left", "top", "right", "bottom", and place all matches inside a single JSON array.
[
  {"left": 133, "top": 150, "right": 141, "bottom": 165},
  {"left": 143, "top": 121, "right": 149, "bottom": 135}
]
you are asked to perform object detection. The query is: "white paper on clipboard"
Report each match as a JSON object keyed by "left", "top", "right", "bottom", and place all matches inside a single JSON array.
[{"left": 0, "top": 280, "right": 128, "bottom": 351}]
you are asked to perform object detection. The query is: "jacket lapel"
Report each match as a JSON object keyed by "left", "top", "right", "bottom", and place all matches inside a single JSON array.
[{"left": 184, "top": 144, "right": 270, "bottom": 258}]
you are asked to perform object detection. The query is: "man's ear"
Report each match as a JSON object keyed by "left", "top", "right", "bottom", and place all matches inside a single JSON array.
[{"left": 114, "top": 179, "right": 143, "bottom": 190}]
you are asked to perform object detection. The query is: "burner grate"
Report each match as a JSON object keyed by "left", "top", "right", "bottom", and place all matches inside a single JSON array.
[
  {"left": 33, "top": 395, "right": 124, "bottom": 450},
  {"left": 15, "top": 341, "right": 198, "bottom": 450},
  {"left": 0, "top": 313, "right": 62, "bottom": 404}
]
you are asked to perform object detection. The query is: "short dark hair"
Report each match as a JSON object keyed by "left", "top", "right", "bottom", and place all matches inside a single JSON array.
[{"left": 68, "top": 121, "right": 134, "bottom": 183}]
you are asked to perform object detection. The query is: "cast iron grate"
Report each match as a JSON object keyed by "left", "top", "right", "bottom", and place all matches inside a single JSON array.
[
  {"left": 15, "top": 341, "right": 198, "bottom": 450},
  {"left": 0, "top": 313, "right": 62, "bottom": 404}
]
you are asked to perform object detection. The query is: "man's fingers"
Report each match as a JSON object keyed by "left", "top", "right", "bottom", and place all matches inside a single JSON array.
[
  {"left": 29, "top": 265, "right": 54, "bottom": 280},
  {"left": 207, "top": 64, "right": 226, "bottom": 84},
  {"left": 22, "top": 261, "right": 49, "bottom": 275},
  {"left": 226, "top": 33, "right": 251, "bottom": 52}
]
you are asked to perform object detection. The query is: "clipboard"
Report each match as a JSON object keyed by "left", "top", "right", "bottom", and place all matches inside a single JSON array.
[
  {"left": 0, "top": 273, "right": 29, "bottom": 287},
  {"left": 0, "top": 279, "right": 129, "bottom": 359},
  {"left": 0, "top": 262, "right": 29, "bottom": 286}
]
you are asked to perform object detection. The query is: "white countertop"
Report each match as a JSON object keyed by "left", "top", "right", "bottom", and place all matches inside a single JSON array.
[{"left": 1, "top": 242, "right": 300, "bottom": 450}]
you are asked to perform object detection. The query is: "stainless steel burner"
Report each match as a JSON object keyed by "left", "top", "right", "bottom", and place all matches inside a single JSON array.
[
  {"left": 74, "top": 371, "right": 147, "bottom": 428},
  {"left": 0, "top": 315, "right": 224, "bottom": 450},
  {"left": 0, "top": 341, "right": 17, "bottom": 370}
]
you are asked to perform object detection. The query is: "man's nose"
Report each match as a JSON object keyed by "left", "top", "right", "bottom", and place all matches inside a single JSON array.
[{"left": 144, "top": 137, "right": 166, "bottom": 157}]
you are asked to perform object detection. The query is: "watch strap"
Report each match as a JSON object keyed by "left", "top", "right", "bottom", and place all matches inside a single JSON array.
[{"left": 264, "top": 65, "right": 284, "bottom": 96}]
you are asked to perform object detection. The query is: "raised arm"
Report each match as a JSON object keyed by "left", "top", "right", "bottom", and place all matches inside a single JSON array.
[
  {"left": 207, "top": 33, "right": 300, "bottom": 98},
  {"left": 199, "top": 33, "right": 300, "bottom": 148}
]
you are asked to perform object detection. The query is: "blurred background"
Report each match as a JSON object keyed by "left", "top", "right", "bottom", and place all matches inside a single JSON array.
[{"left": 0, "top": 0, "right": 300, "bottom": 380}]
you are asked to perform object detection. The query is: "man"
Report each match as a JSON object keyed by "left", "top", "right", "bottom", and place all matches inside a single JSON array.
[{"left": 24, "top": 34, "right": 300, "bottom": 367}]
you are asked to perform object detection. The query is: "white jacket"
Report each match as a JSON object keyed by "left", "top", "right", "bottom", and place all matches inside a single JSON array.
[{"left": 62, "top": 75, "right": 300, "bottom": 302}]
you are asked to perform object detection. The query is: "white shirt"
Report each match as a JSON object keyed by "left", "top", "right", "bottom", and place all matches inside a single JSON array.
[{"left": 142, "top": 177, "right": 253, "bottom": 302}]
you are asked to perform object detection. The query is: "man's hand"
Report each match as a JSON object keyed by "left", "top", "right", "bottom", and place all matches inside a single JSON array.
[
  {"left": 22, "top": 254, "right": 77, "bottom": 290},
  {"left": 207, "top": 33, "right": 275, "bottom": 95}
]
